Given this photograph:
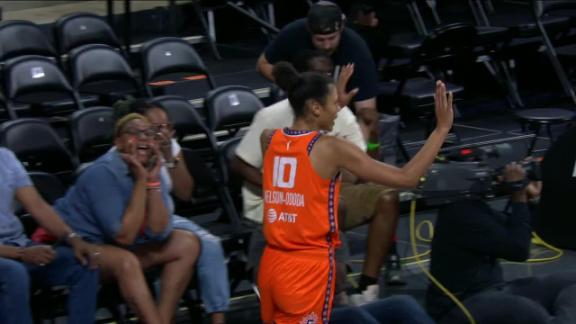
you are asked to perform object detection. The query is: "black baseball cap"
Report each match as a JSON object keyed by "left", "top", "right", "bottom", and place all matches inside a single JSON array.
[{"left": 307, "top": 1, "right": 344, "bottom": 35}]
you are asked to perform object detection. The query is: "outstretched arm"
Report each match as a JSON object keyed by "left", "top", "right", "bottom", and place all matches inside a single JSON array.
[{"left": 332, "top": 81, "right": 453, "bottom": 187}]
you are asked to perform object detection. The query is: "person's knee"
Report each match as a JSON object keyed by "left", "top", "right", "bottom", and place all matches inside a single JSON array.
[
  {"left": 0, "top": 260, "right": 29, "bottom": 291},
  {"left": 115, "top": 251, "right": 142, "bottom": 277},
  {"left": 378, "top": 190, "right": 399, "bottom": 206},
  {"left": 375, "top": 190, "right": 399, "bottom": 219},
  {"left": 172, "top": 231, "right": 201, "bottom": 264}
]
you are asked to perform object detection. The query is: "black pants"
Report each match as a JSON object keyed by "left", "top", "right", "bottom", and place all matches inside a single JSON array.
[{"left": 440, "top": 272, "right": 576, "bottom": 324}]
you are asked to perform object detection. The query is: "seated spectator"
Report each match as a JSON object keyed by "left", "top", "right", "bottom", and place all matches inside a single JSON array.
[
  {"left": 427, "top": 163, "right": 576, "bottom": 323},
  {"left": 122, "top": 99, "right": 229, "bottom": 324},
  {"left": 331, "top": 295, "right": 434, "bottom": 324},
  {"left": 54, "top": 113, "right": 201, "bottom": 324},
  {"left": 256, "top": 1, "right": 381, "bottom": 148},
  {"left": 0, "top": 148, "right": 99, "bottom": 324},
  {"left": 233, "top": 50, "right": 402, "bottom": 305}
]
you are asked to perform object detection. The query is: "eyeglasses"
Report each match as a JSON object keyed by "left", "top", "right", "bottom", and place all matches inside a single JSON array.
[
  {"left": 150, "top": 123, "right": 172, "bottom": 132},
  {"left": 121, "top": 128, "right": 156, "bottom": 138}
]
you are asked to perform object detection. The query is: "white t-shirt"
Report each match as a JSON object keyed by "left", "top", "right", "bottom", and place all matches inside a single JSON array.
[
  {"left": 235, "top": 99, "right": 365, "bottom": 223},
  {"left": 159, "top": 138, "right": 181, "bottom": 193}
]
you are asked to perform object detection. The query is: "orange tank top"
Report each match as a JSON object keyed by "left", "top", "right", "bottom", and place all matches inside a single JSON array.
[{"left": 262, "top": 128, "right": 341, "bottom": 256}]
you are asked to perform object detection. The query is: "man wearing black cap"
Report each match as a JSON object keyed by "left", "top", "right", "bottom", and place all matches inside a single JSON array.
[{"left": 256, "top": 1, "right": 380, "bottom": 149}]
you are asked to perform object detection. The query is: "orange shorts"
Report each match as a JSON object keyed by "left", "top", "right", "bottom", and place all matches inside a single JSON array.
[{"left": 258, "top": 246, "right": 335, "bottom": 324}]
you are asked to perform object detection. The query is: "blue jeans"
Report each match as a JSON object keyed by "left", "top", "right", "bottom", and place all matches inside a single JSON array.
[
  {"left": 330, "top": 295, "right": 435, "bottom": 324},
  {"left": 0, "top": 245, "right": 99, "bottom": 324},
  {"left": 173, "top": 216, "right": 230, "bottom": 313},
  {"left": 438, "top": 272, "right": 576, "bottom": 324}
]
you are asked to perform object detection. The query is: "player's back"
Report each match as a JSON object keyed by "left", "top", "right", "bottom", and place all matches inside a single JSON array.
[{"left": 262, "top": 128, "right": 340, "bottom": 255}]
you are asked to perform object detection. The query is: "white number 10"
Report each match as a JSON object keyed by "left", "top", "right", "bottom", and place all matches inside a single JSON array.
[{"left": 272, "top": 156, "right": 297, "bottom": 189}]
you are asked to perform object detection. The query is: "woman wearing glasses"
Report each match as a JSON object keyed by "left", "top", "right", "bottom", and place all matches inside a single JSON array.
[
  {"left": 54, "top": 113, "right": 200, "bottom": 324},
  {"left": 122, "top": 99, "right": 230, "bottom": 324}
]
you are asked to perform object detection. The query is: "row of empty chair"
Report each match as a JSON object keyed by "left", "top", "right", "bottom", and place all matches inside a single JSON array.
[
  {"left": 0, "top": 13, "right": 122, "bottom": 61},
  {"left": 0, "top": 36, "right": 215, "bottom": 120},
  {"left": 1, "top": 87, "right": 262, "bottom": 177},
  {"left": 0, "top": 13, "right": 220, "bottom": 120}
]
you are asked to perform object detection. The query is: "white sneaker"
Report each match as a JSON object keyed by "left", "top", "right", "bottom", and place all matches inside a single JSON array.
[{"left": 349, "top": 284, "right": 380, "bottom": 306}]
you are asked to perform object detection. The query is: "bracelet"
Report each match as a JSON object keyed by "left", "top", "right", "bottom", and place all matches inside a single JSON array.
[
  {"left": 503, "top": 178, "right": 529, "bottom": 192},
  {"left": 67, "top": 232, "right": 81, "bottom": 240},
  {"left": 367, "top": 142, "right": 380, "bottom": 151},
  {"left": 146, "top": 181, "right": 161, "bottom": 187},
  {"left": 65, "top": 232, "right": 81, "bottom": 244},
  {"left": 146, "top": 186, "right": 161, "bottom": 191}
]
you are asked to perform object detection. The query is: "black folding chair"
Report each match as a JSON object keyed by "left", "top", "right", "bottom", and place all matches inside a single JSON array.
[
  {"left": 3, "top": 55, "right": 84, "bottom": 119},
  {"left": 54, "top": 12, "right": 125, "bottom": 56}
]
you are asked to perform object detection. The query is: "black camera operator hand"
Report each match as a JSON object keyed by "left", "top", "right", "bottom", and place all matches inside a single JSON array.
[{"left": 502, "top": 162, "right": 528, "bottom": 203}]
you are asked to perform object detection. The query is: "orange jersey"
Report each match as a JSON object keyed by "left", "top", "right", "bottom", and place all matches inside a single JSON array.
[{"left": 262, "top": 128, "right": 341, "bottom": 254}]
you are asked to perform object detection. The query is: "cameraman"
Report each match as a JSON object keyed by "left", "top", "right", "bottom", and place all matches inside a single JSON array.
[{"left": 426, "top": 162, "right": 576, "bottom": 323}]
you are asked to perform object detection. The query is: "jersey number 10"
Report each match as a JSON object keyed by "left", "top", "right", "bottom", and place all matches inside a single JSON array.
[{"left": 272, "top": 156, "right": 297, "bottom": 189}]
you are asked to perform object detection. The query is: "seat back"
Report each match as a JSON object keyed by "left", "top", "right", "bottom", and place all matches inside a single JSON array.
[
  {"left": 0, "top": 118, "right": 77, "bottom": 177},
  {"left": 414, "top": 23, "right": 478, "bottom": 71},
  {"left": 218, "top": 136, "right": 243, "bottom": 211},
  {"left": 140, "top": 37, "right": 215, "bottom": 89},
  {"left": 0, "top": 20, "right": 57, "bottom": 62},
  {"left": 150, "top": 95, "right": 215, "bottom": 163},
  {"left": 3, "top": 55, "right": 80, "bottom": 118},
  {"left": 4, "top": 56, "right": 74, "bottom": 98},
  {"left": 204, "top": 85, "right": 263, "bottom": 132},
  {"left": 14, "top": 171, "right": 67, "bottom": 238},
  {"left": 55, "top": 12, "right": 123, "bottom": 55},
  {"left": 69, "top": 44, "right": 139, "bottom": 91},
  {"left": 180, "top": 147, "right": 218, "bottom": 199},
  {"left": 28, "top": 171, "right": 68, "bottom": 204},
  {"left": 70, "top": 106, "right": 114, "bottom": 163},
  {"left": 149, "top": 95, "right": 210, "bottom": 140}
]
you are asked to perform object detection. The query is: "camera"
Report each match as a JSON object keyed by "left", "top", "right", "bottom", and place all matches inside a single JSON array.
[{"left": 416, "top": 136, "right": 541, "bottom": 205}]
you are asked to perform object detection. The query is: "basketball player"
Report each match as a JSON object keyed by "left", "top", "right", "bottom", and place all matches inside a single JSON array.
[{"left": 258, "top": 61, "right": 453, "bottom": 324}]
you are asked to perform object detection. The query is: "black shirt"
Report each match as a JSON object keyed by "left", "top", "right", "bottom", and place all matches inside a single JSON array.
[
  {"left": 349, "top": 23, "right": 390, "bottom": 62},
  {"left": 426, "top": 199, "right": 532, "bottom": 319},
  {"left": 264, "top": 19, "right": 378, "bottom": 102}
]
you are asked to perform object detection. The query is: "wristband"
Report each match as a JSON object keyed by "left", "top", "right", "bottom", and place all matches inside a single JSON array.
[
  {"left": 67, "top": 232, "right": 81, "bottom": 240},
  {"left": 65, "top": 232, "right": 81, "bottom": 244},
  {"left": 503, "top": 178, "right": 529, "bottom": 192},
  {"left": 367, "top": 142, "right": 380, "bottom": 151},
  {"left": 146, "top": 181, "right": 161, "bottom": 188}
]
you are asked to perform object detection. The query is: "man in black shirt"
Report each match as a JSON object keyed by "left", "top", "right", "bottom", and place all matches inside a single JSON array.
[
  {"left": 256, "top": 1, "right": 380, "bottom": 150},
  {"left": 427, "top": 163, "right": 576, "bottom": 323}
]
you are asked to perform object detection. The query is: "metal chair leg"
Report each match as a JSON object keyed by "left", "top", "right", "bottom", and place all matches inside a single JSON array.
[{"left": 526, "top": 124, "right": 541, "bottom": 156}]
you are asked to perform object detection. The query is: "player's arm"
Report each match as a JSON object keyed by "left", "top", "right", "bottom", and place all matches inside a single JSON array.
[{"left": 335, "top": 81, "right": 453, "bottom": 188}]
